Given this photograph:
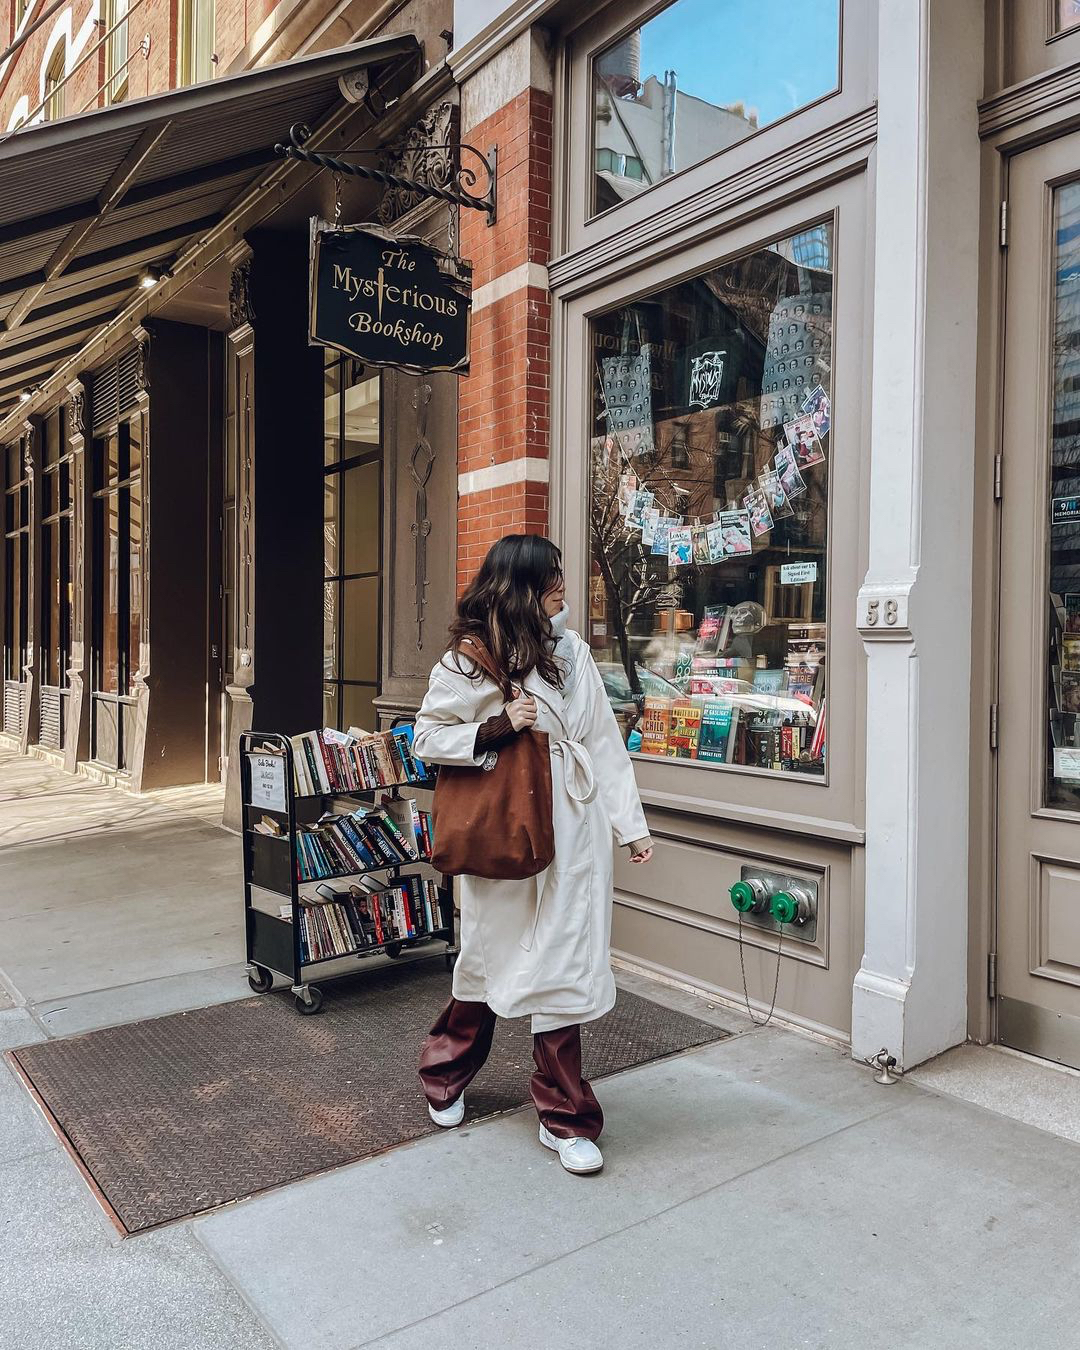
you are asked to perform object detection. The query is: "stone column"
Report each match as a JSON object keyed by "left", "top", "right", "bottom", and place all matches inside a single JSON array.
[{"left": 851, "top": 0, "right": 984, "bottom": 1068}]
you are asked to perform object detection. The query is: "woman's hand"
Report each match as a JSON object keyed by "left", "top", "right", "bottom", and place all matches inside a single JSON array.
[
  {"left": 629, "top": 844, "right": 653, "bottom": 865},
  {"left": 506, "top": 689, "right": 538, "bottom": 731}
]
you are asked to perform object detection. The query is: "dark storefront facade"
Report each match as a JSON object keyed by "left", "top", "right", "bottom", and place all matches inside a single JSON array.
[{"left": 0, "top": 25, "right": 461, "bottom": 825}]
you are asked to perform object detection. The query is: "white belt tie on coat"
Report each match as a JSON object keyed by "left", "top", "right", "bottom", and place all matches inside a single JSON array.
[{"left": 520, "top": 737, "right": 597, "bottom": 952}]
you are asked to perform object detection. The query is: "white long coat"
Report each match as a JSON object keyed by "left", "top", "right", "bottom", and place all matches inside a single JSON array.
[{"left": 413, "top": 628, "right": 649, "bottom": 1033}]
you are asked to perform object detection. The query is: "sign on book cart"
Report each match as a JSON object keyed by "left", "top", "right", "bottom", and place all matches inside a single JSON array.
[
  {"left": 309, "top": 221, "right": 472, "bottom": 374},
  {"left": 245, "top": 753, "right": 287, "bottom": 813}
]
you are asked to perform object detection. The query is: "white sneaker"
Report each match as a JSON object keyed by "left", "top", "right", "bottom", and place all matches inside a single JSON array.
[
  {"left": 428, "top": 1094, "right": 465, "bottom": 1128},
  {"left": 538, "top": 1124, "right": 603, "bottom": 1174}
]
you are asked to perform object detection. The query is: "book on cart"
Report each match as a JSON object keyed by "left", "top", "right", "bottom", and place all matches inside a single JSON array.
[
  {"left": 294, "top": 802, "right": 433, "bottom": 882},
  {"left": 286, "top": 724, "right": 429, "bottom": 796}
]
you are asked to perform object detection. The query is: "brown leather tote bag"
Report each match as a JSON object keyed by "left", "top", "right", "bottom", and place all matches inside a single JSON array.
[{"left": 430, "top": 639, "right": 555, "bottom": 880}]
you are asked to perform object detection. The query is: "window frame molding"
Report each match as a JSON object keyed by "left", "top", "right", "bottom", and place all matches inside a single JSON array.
[
  {"left": 552, "top": 175, "right": 871, "bottom": 831},
  {"left": 555, "top": 0, "right": 873, "bottom": 264}
]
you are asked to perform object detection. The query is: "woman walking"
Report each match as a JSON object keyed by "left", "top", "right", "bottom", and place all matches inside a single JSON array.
[{"left": 413, "top": 534, "right": 652, "bottom": 1175}]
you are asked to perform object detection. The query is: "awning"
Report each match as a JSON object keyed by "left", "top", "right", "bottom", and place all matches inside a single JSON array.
[{"left": 0, "top": 33, "right": 420, "bottom": 426}]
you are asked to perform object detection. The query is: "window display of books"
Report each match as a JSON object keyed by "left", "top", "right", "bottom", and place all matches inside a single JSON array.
[
  {"left": 289, "top": 876, "right": 447, "bottom": 963},
  {"left": 289, "top": 724, "right": 428, "bottom": 796},
  {"left": 588, "top": 221, "right": 833, "bottom": 780}
]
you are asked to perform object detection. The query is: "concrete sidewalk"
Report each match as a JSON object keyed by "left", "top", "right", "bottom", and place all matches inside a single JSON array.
[{"left": 4, "top": 747, "right": 1080, "bottom": 1349}]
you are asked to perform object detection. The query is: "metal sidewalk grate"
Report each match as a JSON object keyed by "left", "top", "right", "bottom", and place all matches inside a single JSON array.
[{"left": 9, "top": 963, "right": 727, "bottom": 1234}]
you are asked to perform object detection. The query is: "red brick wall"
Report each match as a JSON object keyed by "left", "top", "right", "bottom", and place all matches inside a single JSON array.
[
  {"left": 0, "top": 0, "right": 287, "bottom": 130},
  {"left": 456, "top": 85, "right": 553, "bottom": 592}
]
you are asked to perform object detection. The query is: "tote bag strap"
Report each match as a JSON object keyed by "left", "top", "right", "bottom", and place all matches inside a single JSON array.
[{"left": 459, "top": 636, "right": 513, "bottom": 701}]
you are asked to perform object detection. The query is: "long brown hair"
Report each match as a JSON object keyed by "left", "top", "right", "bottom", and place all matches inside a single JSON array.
[{"left": 448, "top": 534, "right": 564, "bottom": 692}]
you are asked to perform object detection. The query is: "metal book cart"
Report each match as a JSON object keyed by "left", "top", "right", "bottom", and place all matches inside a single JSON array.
[{"left": 240, "top": 729, "right": 456, "bottom": 1014}]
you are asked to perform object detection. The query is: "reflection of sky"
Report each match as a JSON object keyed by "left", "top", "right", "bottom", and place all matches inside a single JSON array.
[{"left": 639, "top": 0, "right": 840, "bottom": 127}]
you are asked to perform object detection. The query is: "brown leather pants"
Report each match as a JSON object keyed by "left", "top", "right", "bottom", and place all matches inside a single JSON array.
[{"left": 418, "top": 997, "right": 604, "bottom": 1141}]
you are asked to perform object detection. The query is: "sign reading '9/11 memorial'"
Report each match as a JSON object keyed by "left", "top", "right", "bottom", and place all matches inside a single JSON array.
[{"left": 309, "top": 222, "right": 472, "bottom": 375}]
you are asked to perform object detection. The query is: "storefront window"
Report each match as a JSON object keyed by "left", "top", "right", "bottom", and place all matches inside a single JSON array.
[
  {"left": 40, "top": 408, "right": 73, "bottom": 726},
  {"left": 591, "top": 0, "right": 840, "bottom": 216},
  {"left": 1046, "top": 183, "right": 1080, "bottom": 807},
  {"left": 588, "top": 221, "right": 833, "bottom": 776},
  {"left": 1056, "top": 1, "right": 1080, "bottom": 35},
  {"left": 323, "top": 352, "right": 381, "bottom": 733},
  {"left": 3, "top": 443, "right": 29, "bottom": 686}
]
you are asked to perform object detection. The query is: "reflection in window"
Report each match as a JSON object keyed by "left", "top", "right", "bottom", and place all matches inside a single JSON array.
[
  {"left": 1047, "top": 184, "right": 1080, "bottom": 806},
  {"left": 1057, "top": 1, "right": 1080, "bottom": 35},
  {"left": 3, "top": 443, "right": 30, "bottom": 690},
  {"left": 105, "top": 0, "right": 130, "bottom": 103},
  {"left": 323, "top": 352, "right": 381, "bottom": 733},
  {"left": 588, "top": 221, "right": 833, "bottom": 776},
  {"left": 44, "top": 43, "right": 66, "bottom": 121},
  {"left": 178, "top": 0, "right": 215, "bottom": 85},
  {"left": 591, "top": 0, "right": 840, "bottom": 215}
]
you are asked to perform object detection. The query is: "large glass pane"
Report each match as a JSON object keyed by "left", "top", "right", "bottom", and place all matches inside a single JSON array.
[
  {"left": 46, "top": 522, "right": 60, "bottom": 685},
  {"left": 343, "top": 369, "right": 380, "bottom": 456},
  {"left": 1047, "top": 183, "right": 1080, "bottom": 807},
  {"left": 591, "top": 0, "right": 840, "bottom": 216},
  {"left": 341, "top": 682, "right": 378, "bottom": 736},
  {"left": 589, "top": 221, "right": 832, "bottom": 775},
  {"left": 100, "top": 494, "right": 119, "bottom": 693},
  {"left": 341, "top": 576, "right": 379, "bottom": 683},
  {"left": 324, "top": 354, "right": 341, "bottom": 465},
  {"left": 127, "top": 483, "right": 142, "bottom": 693},
  {"left": 323, "top": 580, "right": 338, "bottom": 679},
  {"left": 343, "top": 459, "right": 379, "bottom": 575},
  {"left": 126, "top": 412, "right": 142, "bottom": 478},
  {"left": 324, "top": 476, "right": 339, "bottom": 576},
  {"left": 1057, "top": 1, "right": 1080, "bottom": 35}
]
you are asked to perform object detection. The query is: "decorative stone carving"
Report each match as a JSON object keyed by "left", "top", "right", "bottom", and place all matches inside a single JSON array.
[
  {"left": 67, "top": 389, "right": 86, "bottom": 441},
  {"left": 133, "top": 334, "right": 149, "bottom": 393},
  {"left": 229, "top": 259, "right": 254, "bottom": 330},
  {"left": 408, "top": 381, "right": 435, "bottom": 650},
  {"left": 377, "top": 102, "right": 457, "bottom": 225}
]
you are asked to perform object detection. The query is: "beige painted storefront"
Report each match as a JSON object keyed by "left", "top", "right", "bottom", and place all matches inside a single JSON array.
[{"left": 449, "top": 0, "right": 987, "bottom": 1063}]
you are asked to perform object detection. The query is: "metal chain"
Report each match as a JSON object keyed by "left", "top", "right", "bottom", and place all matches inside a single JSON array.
[
  {"left": 447, "top": 204, "right": 457, "bottom": 260},
  {"left": 333, "top": 171, "right": 343, "bottom": 226},
  {"left": 737, "top": 910, "right": 784, "bottom": 1029}
]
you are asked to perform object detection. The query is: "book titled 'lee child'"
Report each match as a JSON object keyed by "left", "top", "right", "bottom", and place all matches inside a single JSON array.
[
  {"left": 640, "top": 696, "right": 673, "bottom": 755},
  {"left": 668, "top": 698, "right": 703, "bottom": 758},
  {"left": 697, "top": 698, "right": 733, "bottom": 762}
]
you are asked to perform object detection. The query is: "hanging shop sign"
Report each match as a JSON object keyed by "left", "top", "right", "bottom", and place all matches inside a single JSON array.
[{"left": 309, "top": 221, "right": 472, "bottom": 375}]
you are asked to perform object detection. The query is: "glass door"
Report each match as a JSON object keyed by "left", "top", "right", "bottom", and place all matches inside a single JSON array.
[
  {"left": 997, "top": 134, "right": 1080, "bottom": 1066},
  {"left": 38, "top": 408, "right": 73, "bottom": 749},
  {"left": 322, "top": 353, "right": 382, "bottom": 733},
  {"left": 3, "top": 441, "right": 29, "bottom": 737},
  {"left": 90, "top": 412, "right": 143, "bottom": 771}
]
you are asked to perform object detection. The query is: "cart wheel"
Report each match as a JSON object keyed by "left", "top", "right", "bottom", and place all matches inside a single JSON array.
[
  {"left": 384, "top": 942, "right": 403, "bottom": 959},
  {"left": 295, "top": 986, "right": 324, "bottom": 1015},
  {"left": 247, "top": 965, "right": 274, "bottom": 994}
]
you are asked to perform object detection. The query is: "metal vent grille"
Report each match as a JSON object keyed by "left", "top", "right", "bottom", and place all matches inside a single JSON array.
[
  {"left": 3, "top": 680, "right": 25, "bottom": 736},
  {"left": 38, "top": 686, "right": 61, "bottom": 748},
  {"left": 90, "top": 347, "right": 142, "bottom": 432}
]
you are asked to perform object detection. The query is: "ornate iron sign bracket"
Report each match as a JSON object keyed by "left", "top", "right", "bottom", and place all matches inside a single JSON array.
[{"left": 275, "top": 122, "right": 497, "bottom": 224}]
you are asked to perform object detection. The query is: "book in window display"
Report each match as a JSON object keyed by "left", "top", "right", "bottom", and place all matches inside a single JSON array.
[{"left": 587, "top": 222, "right": 832, "bottom": 777}]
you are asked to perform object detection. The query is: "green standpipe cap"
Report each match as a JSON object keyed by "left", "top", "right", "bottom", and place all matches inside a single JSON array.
[
  {"left": 770, "top": 891, "right": 799, "bottom": 924},
  {"left": 730, "top": 881, "right": 757, "bottom": 913}
]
